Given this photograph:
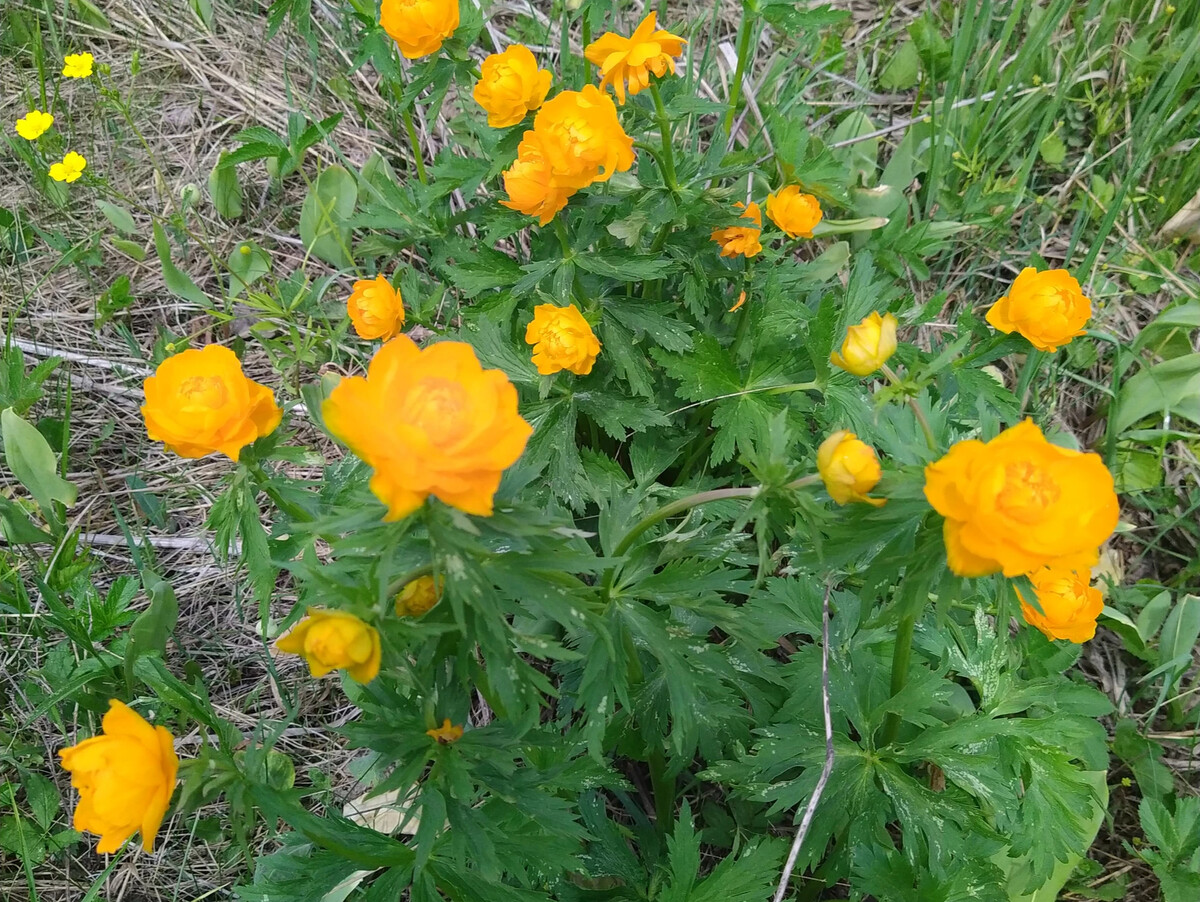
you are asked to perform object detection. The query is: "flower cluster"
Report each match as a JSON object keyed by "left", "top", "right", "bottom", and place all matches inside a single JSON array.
[{"left": 503, "top": 86, "right": 636, "bottom": 225}]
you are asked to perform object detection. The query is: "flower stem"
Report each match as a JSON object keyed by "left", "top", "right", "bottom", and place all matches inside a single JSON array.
[
  {"left": 881, "top": 364, "right": 937, "bottom": 452},
  {"left": 401, "top": 108, "right": 428, "bottom": 185},
  {"left": 1016, "top": 348, "right": 1046, "bottom": 416},
  {"left": 880, "top": 612, "right": 916, "bottom": 746},
  {"left": 723, "top": 8, "right": 755, "bottom": 139},
  {"left": 648, "top": 80, "right": 678, "bottom": 192}
]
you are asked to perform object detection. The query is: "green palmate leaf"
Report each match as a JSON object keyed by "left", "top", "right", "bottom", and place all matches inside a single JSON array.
[
  {"left": 152, "top": 221, "right": 209, "bottom": 306},
  {"left": 576, "top": 253, "right": 676, "bottom": 281},
  {"left": 1, "top": 407, "right": 77, "bottom": 513},
  {"left": 879, "top": 39, "right": 921, "bottom": 91},
  {"left": 299, "top": 165, "right": 358, "bottom": 268}
]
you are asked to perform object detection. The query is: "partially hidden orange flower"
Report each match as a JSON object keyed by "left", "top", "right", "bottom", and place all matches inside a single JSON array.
[
  {"left": 395, "top": 574, "right": 444, "bottom": 616},
  {"left": 142, "top": 345, "right": 282, "bottom": 461},
  {"left": 585, "top": 12, "right": 686, "bottom": 104},
  {"left": 817, "top": 430, "right": 885, "bottom": 507},
  {"left": 59, "top": 700, "right": 179, "bottom": 854},
  {"left": 322, "top": 336, "right": 532, "bottom": 520},
  {"left": 765, "top": 185, "right": 823, "bottom": 239},
  {"left": 427, "top": 719, "right": 464, "bottom": 743},
  {"left": 275, "top": 609, "right": 382, "bottom": 683},
  {"left": 525, "top": 304, "right": 601, "bottom": 375},
  {"left": 711, "top": 202, "right": 763, "bottom": 258},
  {"left": 923, "top": 420, "right": 1119, "bottom": 578},
  {"left": 380, "top": 0, "right": 459, "bottom": 59},
  {"left": 1019, "top": 569, "right": 1104, "bottom": 643},
  {"left": 985, "top": 267, "right": 1092, "bottom": 352},
  {"left": 502, "top": 85, "right": 635, "bottom": 224},
  {"left": 348, "top": 274, "right": 405, "bottom": 341},
  {"left": 473, "top": 44, "right": 553, "bottom": 128}
]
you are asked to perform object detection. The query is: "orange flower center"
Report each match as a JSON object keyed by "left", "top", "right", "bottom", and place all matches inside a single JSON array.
[
  {"left": 405, "top": 378, "right": 470, "bottom": 445},
  {"left": 179, "top": 375, "right": 228, "bottom": 409},
  {"left": 997, "top": 461, "right": 1060, "bottom": 520}
]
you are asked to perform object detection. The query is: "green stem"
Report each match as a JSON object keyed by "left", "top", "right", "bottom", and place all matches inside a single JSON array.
[
  {"left": 648, "top": 80, "right": 678, "bottom": 191},
  {"left": 723, "top": 8, "right": 755, "bottom": 138},
  {"left": 246, "top": 462, "right": 312, "bottom": 524},
  {"left": 880, "top": 613, "right": 916, "bottom": 746},
  {"left": 1015, "top": 349, "right": 1046, "bottom": 416},
  {"left": 647, "top": 746, "right": 675, "bottom": 825},
  {"left": 881, "top": 364, "right": 937, "bottom": 452},
  {"left": 401, "top": 108, "right": 428, "bottom": 185},
  {"left": 581, "top": 17, "right": 592, "bottom": 86}
]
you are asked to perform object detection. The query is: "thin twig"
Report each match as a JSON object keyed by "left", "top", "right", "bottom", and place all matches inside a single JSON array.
[{"left": 773, "top": 583, "right": 835, "bottom": 902}]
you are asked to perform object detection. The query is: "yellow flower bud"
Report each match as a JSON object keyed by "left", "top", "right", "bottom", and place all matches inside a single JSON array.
[
  {"left": 275, "top": 609, "right": 382, "bottom": 684},
  {"left": 347, "top": 274, "right": 405, "bottom": 341},
  {"left": 524, "top": 303, "right": 602, "bottom": 376},
  {"left": 765, "top": 185, "right": 823, "bottom": 239},
  {"left": 817, "top": 430, "right": 885, "bottom": 507},
  {"left": 830, "top": 312, "right": 898, "bottom": 377},
  {"left": 985, "top": 267, "right": 1091, "bottom": 352},
  {"left": 58, "top": 700, "right": 179, "bottom": 854},
  {"left": 1019, "top": 569, "right": 1104, "bottom": 643},
  {"left": 395, "top": 575, "right": 443, "bottom": 616},
  {"left": 427, "top": 718, "right": 464, "bottom": 743}
]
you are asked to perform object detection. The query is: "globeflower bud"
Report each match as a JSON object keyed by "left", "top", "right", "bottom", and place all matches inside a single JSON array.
[
  {"left": 347, "top": 274, "right": 405, "bottom": 341},
  {"left": 830, "top": 312, "right": 898, "bottom": 377},
  {"left": 817, "top": 430, "right": 885, "bottom": 506},
  {"left": 58, "top": 700, "right": 179, "bottom": 854},
  {"left": 380, "top": 0, "right": 459, "bottom": 60},
  {"left": 395, "top": 575, "right": 443, "bottom": 617},
  {"left": 765, "top": 185, "right": 823, "bottom": 239},
  {"left": 1019, "top": 569, "right": 1104, "bottom": 643},
  {"left": 473, "top": 45, "right": 552, "bottom": 128},
  {"left": 524, "top": 303, "right": 602, "bottom": 375},
  {"left": 275, "top": 609, "right": 382, "bottom": 684},
  {"left": 985, "top": 267, "right": 1091, "bottom": 352}
]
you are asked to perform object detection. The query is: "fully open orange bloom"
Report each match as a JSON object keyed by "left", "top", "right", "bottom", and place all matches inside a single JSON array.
[
  {"left": 348, "top": 274, "right": 405, "bottom": 341},
  {"left": 924, "top": 420, "right": 1119, "bottom": 577},
  {"left": 59, "top": 700, "right": 178, "bottom": 854},
  {"left": 986, "top": 267, "right": 1092, "bottom": 352},
  {"left": 766, "top": 186, "right": 823, "bottom": 239},
  {"left": 711, "top": 202, "right": 763, "bottom": 258},
  {"left": 525, "top": 303, "right": 601, "bottom": 375},
  {"left": 142, "top": 345, "right": 281, "bottom": 461},
  {"left": 380, "top": 0, "right": 459, "bottom": 59},
  {"left": 276, "top": 609, "right": 381, "bottom": 683},
  {"left": 585, "top": 12, "right": 686, "bottom": 104},
  {"left": 474, "top": 45, "right": 553, "bottom": 128},
  {"left": 323, "top": 336, "right": 532, "bottom": 519},
  {"left": 501, "top": 132, "right": 577, "bottom": 225},
  {"left": 1019, "top": 569, "right": 1104, "bottom": 643},
  {"left": 817, "top": 431, "right": 885, "bottom": 506}
]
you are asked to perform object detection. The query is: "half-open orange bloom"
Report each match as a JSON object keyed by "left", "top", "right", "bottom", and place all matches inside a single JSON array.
[
  {"left": 817, "top": 431, "right": 885, "bottom": 506},
  {"left": 1019, "top": 569, "right": 1104, "bottom": 643},
  {"left": 474, "top": 44, "right": 553, "bottom": 128},
  {"left": 142, "top": 345, "right": 281, "bottom": 461},
  {"left": 348, "top": 274, "right": 405, "bottom": 341},
  {"left": 585, "top": 12, "right": 686, "bottom": 104},
  {"left": 525, "top": 303, "right": 601, "bottom": 375},
  {"left": 276, "top": 609, "right": 382, "bottom": 683},
  {"left": 923, "top": 420, "right": 1119, "bottom": 577},
  {"left": 322, "top": 336, "right": 532, "bottom": 519},
  {"left": 766, "top": 186, "right": 823, "bottom": 239},
  {"left": 986, "top": 267, "right": 1091, "bottom": 352},
  {"left": 711, "top": 202, "right": 763, "bottom": 258},
  {"left": 59, "top": 700, "right": 178, "bottom": 854},
  {"left": 380, "top": 0, "right": 459, "bottom": 59}
]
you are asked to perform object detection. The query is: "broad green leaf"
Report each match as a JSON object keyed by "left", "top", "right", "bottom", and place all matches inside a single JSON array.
[
  {"left": 1039, "top": 133, "right": 1067, "bottom": 166},
  {"left": 189, "top": 0, "right": 214, "bottom": 28},
  {"left": 830, "top": 111, "right": 879, "bottom": 184},
  {"left": 111, "top": 237, "right": 147, "bottom": 261},
  {"left": 1137, "top": 590, "right": 1173, "bottom": 643},
  {"left": 1115, "top": 352, "right": 1200, "bottom": 433},
  {"left": 228, "top": 240, "right": 270, "bottom": 298},
  {"left": 1159, "top": 594, "right": 1200, "bottom": 677},
  {"left": 208, "top": 151, "right": 243, "bottom": 219},
  {"left": 124, "top": 574, "right": 179, "bottom": 688},
  {"left": 300, "top": 165, "right": 358, "bottom": 268},
  {"left": 95, "top": 200, "right": 137, "bottom": 235},
  {"left": 152, "top": 221, "right": 209, "bottom": 306},
  {"left": 879, "top": 39, "right": 920, "bottom": 91},
  {"left": 1, "top": 407, "right": 77, "bottom": 512},
  {"left": 24, "top": 773, "right": 59, "bottom": 829}
]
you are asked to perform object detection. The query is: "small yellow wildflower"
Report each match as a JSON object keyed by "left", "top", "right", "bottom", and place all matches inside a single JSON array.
[
  {"left": 49, "top": 151, "right": 88, "bottom": 183},
  {"left": 15, "top": 110, "right": 54, "bottom": 141},
  {"left": 62, "top": 53, "right": 95, "bottom": 78}
]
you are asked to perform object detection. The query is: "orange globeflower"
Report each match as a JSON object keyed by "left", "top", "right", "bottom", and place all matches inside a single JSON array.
[
  {"left": 59, "top": 700, "right": 179, "bottom": 854},
  {"left": 348, "top": 274, "right": 405, "bottom": 341},
  {"left": 585, "top": 12, "right": 686, "bottom": 104},
  {"left": 141, "top": 345, "right": 282, "bottom": 461},
  {"left": 395, "top": 574, "right": 444, "bottom": 616},
  {"left": 986, "top": 267, "right": 1092, "bottom": 352},
  {"left": 276, "top": 609, "right": 382, "bottom": 683},
  {"left": 766, "top": 185, "right": 823, "bottom": 239},
  {"left": 322, "top": 336, "right": 532, "bottom": 519},
  {"left": 473, "top": 45, "right": 553, "bottom": 128},
  {"left": 923, "top": 420, "right": 1119, "bottom": 578},
  {"left": 380, "top": 0, "right": 459, "bottom": 59},
  {"left": 532, "top": 85, "right": 635, "bottom": 185},
  {"left": 1019, "top": 569, "right": 1104, "bottom": 643},
  {"left": 525, "top": 303, "right": 601, "bottom": 376},
  {"left": 501, "top": 132, "right": 577, "bottom": 225},
  {"left": 711, "top": 202, "right": 763, "bottom": 258},
  {"left": 817, "top": 430, "right": 885, "bottom": 507},
  {"left": 427, "top": 719, "right": 464, "bottom": 743},
  {"left": 830, "top": 312, "right": 899, "bottom": 377}
]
